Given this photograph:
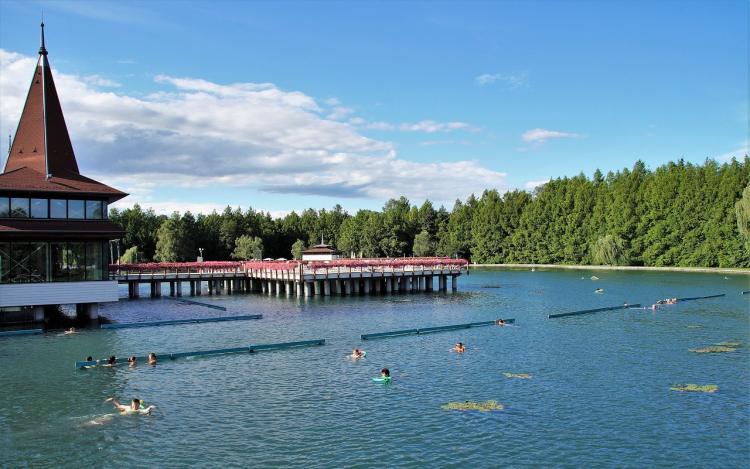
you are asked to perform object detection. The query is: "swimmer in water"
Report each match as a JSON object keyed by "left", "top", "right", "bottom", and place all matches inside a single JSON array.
[
  {"left": 127, "top": 356, "right": 137, "bottom": 367},
  {"left": 350, "top": 348, "right": 365, "bottom": 359},
  {"left": 101, "top": 355, "right": 118, "bottom": 367},
  {"left": 148, "top": 353, "right": 157, "bottom": 365},
  {"left": 105, "top": 397, "right": 155, "bottom": 413},
  {"left": 454, "top": 342, "right": 466, "bottom": 353},
  {"left": 381, "top": 368, "right": 390, "bottom": 379},
  {"left": 495, "top": 319, "right": 505, "bottom": 326},
  {"left": 80, "top": 356, "right": 100, "bottom": 369},
  {"left": 64, "top": 327, "right": 77, "bottom": 334}
]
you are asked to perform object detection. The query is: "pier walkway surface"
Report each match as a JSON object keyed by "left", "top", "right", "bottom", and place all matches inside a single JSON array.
[{"left": 111, "top": 258, "right": 469, "bottom": 298}]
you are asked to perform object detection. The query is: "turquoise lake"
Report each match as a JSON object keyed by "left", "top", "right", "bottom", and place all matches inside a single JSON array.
[{"left": 1, "top": 268, "right": 748, "bottom": 468}]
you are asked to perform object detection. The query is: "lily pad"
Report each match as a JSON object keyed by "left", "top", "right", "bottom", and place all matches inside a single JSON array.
[
  {"left": 670, "top": 383, "right": 718, "bottom": 393},
  {"left": 689, "top": 346, "right": 736, "bottom": 353},
  {"left": 441, "top": 400, "right": 504, "bottom": 411},
  {"left": 503, "top": 373, "right": 533, "bottom": 379}
]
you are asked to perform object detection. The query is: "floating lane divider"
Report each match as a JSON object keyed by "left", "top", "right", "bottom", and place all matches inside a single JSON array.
[
  {"left": 74, "top": 339, "right": 325, "bottom": 367},
  {"left": 743, "top": 291, "right": 749, "bottom": 295},
  {"left": 548, "top": 304, "right": 641, "bottom": 319},
  {"left": 101, "top": 314, "right": 262, "bottom": 329},
  {"left": 675, "top": 294, "right": 725, "bottom": 302},
  {"left": 0, "top": 329, "right": 43, "bottom": 337},
  {"left": 360, "top": 319, "right": 515, "bottom": 340},
  {"left": 163, "top": 295, "right": 227, "bottom": 311}
]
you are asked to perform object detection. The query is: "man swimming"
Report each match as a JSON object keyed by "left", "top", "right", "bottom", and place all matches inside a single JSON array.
[
  {"left": 105, "top": 397, "right": 155, "bottom": 413},
  {"left": 454, "top": 342, "right": 466, "bottom": 353}
]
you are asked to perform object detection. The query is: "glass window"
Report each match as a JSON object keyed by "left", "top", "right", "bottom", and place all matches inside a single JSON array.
[
  {"left": 10, "top": 243, "right": 32, "bottom": 282},
  {"left": 30, "top": 199, "right": 48, "bottom": 218},
  {"left": 50, "top": 199, "right": 67, "bottom": 218},
  {"left": 29, "top": 242, "right": 48, "bottom": 282},
  {"left": 0, "top": 198, "right": 9, "bottom": 217},
  {"left": 0, "top": 242, "right": 9, "bottom": 283},
  {"left": 86, "top": 242, "right": 104, "bottom": 280},
  {"left": 68, "top": 242, "right": 86, "bottom": 281},
  {"left": 50, "top": 242, "right": 68, "bottom": 282},
  {"left": 102, "top": 201, "right": 108, "bottom": 219},
  {"left": 11, "top": 198, "right": 29, "bottom": 218},
  {"left": 68, "top": 200, "right": 85, "bottom": 219},
  {"left": 86, "top": 200, "right": 103, "bottom": 219}
]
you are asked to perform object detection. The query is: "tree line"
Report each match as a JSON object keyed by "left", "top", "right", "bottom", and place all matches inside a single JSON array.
[{"left": 109, "top": 157, "right": 750, "bottom": 268}]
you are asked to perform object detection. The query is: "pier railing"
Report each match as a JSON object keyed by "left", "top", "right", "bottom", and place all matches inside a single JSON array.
[{"left": 110, "top": 258, "right": 468, "bottom": 280}]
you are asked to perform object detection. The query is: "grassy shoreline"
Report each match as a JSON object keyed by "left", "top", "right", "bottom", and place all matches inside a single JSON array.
[{"left": 471, "top": 263, "right": 750, "bottom": 275}]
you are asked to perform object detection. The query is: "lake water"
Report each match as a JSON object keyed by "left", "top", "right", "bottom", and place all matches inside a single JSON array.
[{"left": 1, "top": 268, "right": 748, "bottom": 468}]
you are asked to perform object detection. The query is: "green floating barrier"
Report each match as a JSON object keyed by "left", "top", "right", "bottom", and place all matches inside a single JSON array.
[
  {"left": 675, "top": 294, "right": 725, "bottom": 301},
  {"left": 101, "top": 314, "right": 262, "bottom": 329},
  {"left": 74, "top": 339, "right": 325, "bottom": 367},
  {"left": 548, "top": 304, "right": 641, "bottom": 319},
  {"left": 0, "top": 329, "right": 43, "bottom": 337},
  {"left": 360, "top": 319, "right": 514, "bottom": 340},
  {"left": 163, "top": 295, "right": 227, "bottom": 311},
  {"left": 441, "top": 400, "right": 504, "bottom": 411},
  {"left": 743, "top": 291, "right": 749, "bottom": 295}
]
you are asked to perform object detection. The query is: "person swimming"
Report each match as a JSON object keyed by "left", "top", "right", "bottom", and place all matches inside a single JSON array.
[
  {"left": 350, "top": 348, "right": 365, "bottom": 358},
  {"left": 495, "top": 319, "right": 505, "bottom": 326},
  {"left": 127, "top": 356, "right": 138, "bottom": 367},
  {"left": 105, "top": 397, "right": 155, "bottom": 413},
  {"left": 64, "top": 327, "right": 77, "bottom": 334},
  {"left": 101, "top": 355, "right": 118, "bottom": 367},
  {"left": 148, "top": 353, "right": 157, "bottom": 365},
  {"left": 80, "top": 356, "right": 100, "bottom": 369},
  {"left": 454, "top": 342, "right": 465, "bottom": 353},
  {"left": 381, "top": 368, "right": 390, "bottom": 378}
]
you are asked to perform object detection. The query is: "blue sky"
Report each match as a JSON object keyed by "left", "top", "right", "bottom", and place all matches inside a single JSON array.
[{"left": 1, "top": 0, "right": 747, "bottom": 217}]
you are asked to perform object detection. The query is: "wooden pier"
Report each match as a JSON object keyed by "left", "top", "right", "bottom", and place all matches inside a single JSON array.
[{"left": 111, "top": 258, "right": 469, "bottom": 299}]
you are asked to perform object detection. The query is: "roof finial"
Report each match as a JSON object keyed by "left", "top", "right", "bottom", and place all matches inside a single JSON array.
[{"left": 39, "top": 13, "right": 48, "bottom": 56}]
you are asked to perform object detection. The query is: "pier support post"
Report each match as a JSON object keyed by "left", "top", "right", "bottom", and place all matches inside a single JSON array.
[
  {"left": 277, "top": 280, "right": 283, "bottom": 295},
  {"left": 324, "top": 280, "right": 331, "bottom": 296},
  {"left": 363, "top": 279, "right": 370, "bottom": 294},
  {"left": 335, "top": 280, "right": 342, "bottom": 295},
  {"left": 313, "top": 281, "right": 320, "bottom": 296},
  {"left": 169, "top": 282, "right": 175, "bottom": 296},
  {"left": 190, "top": 281, "right": 196, "bottom": 296},
  {"left": 375, "top": 279, "right": 381, "bottom": 293},
  {"left": 33, "top": 305, "right": 44, "bottom": 321},
  {"left": 386, "top": 278, "right": 392, "bottom": 293},
  {"left": 304, "top": 282, "right": 312, "bottom": 297},
  {"left": 426, "top": 276, "right": 433, "bottom": 291},
  {"left": 344, "top": 280, "right": 351, "bottom": 295},
  {"left": 150, "top": 281, "right": 161, "bottom": 298},
  {"left": 353, "top": 280, "right": 360, "bottom": 294},
  {"left": 296, "top": 281, "right": 302, "bottom": 296},
  {"left": 286, "top": 281, "right": 292, "bottom": 296},
  {"left": 452, "top": 275, "right": 457, "bottom": 291},
  {"left": 196, "top": 281, "right": 202, "bottom": 295},
  {"left": 176, "top": 281, "right": 183, "bottom": 296},
  {"left": 419, "top": 276, "right": 425, "bottom": 291}
]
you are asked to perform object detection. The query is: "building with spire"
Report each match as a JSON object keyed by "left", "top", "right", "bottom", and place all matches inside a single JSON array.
[{"left": 0, "top": 22, "right": 128, "bottom": 323}]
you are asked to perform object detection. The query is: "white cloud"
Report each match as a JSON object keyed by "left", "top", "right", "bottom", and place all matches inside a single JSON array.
[
  {"left": 118, "top": 59, "right": 136, "bottom": 64},
  {"left": 525, "top": 179, "right": 550, "bottom": 190},
  {"left": 363, "top": 121, "right": 396, "bottom": 131},
  {"left": 475, "top": 72, "right": 529, "bottom": 88},
  {"left": 522, "top": 128, "right": 584, "bottom": 143},
  {"left": 715, "top": 141, "right": 749, "bottom": 163},
  {"left": 82, "top": 75, "right": 121, "bottom": 87},
  {"left": 349, "top": 117, "right": 365, "bottom": 125},
  {"left": 399, "top": 120, "right": 480, "bottom": 133},
  {"left": 326, "top": 106, "right": 354, "bottom": 120},
  {"left": 1, "top": 49, "right": 508, "bottom": 206}
]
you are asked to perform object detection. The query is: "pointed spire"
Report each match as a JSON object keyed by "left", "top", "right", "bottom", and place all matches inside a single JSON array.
[{"left": 39, "top": 18, "right": 48, "bottom": 56}]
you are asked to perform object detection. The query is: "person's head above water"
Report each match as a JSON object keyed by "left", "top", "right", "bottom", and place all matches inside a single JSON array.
[
  {"left": 381, "top": 368, "right": 390, "bottom": 377},
  {"left": 108, "top": 355, "right": 116, "bottom": 364},
  {"left": 86, "top": 356, "right": 93, "bottom": 361},
  {"left": 131, "top": 398, "right": 141, "bottom": 409}
]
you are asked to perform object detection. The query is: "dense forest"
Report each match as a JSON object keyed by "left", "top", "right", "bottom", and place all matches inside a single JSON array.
[{"left": 109, "top": 157, "right": 750, "bottom": 268}]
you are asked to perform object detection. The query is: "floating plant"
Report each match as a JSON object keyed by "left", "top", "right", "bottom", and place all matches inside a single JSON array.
[
  {"left": 441, "top": 400, "right": 504, "bottom": 411},
  {"left": 503, "top": 373, "right": 533, "bottom": 379},
  {"left": 689, "top": 346, "right": 736, "bottom": 353},
  {"left": 670, "top": 384, "right": 718, "bottom": 393},
  {"left": 715, "top": 342, "right": 741, "bottom": 347}
]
